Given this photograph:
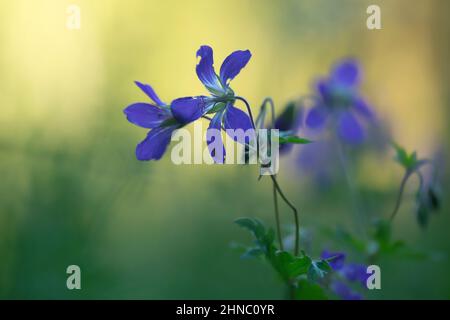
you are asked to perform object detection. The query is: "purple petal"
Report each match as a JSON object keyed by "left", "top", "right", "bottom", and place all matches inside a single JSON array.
[
  {"left": 337, "top": 111, "right": 365, "bottom": 144},
  {"left": 353, "top": 97, "right": 374, "bottom": 120},
  {"left": 206, "top": 111, "right": 225, "bottom": 164},
  {"left": 342, "top": 263, "right": 368, "bottom": 286},
  {"left": 305, "top": 107, "right": 328, "bottom": 129},
  {"left": 196, "top": 45, "right": 223, "bottom": 92},
  {"left": 223, "top": 105, "right": 254, "bottom": 144},
  {"left": 135, "top": 126, "right": 177, "bottom": 161},
  {"left": 171, "top": 96, "right": 208, "bottom": 124},
  {"left": 134, "top": 81, "right": 165, "bottom": 106},
  {"left": 331, "top": 281, "right": 363, "bottom": 300},
  {"left": 321, "top": 250, "right": 346, "bottom": 270},
  {"left": 316, "top": 78, "right": 332, "bottom": 102},
  {"left": 331, "top": 59, "right": 361, "bottom": 87},
  {"left": 124, "top": 103, "right": 170, "bottom": 128},
  {"left": 219, "top": 50, "right": 252, "bottom": 85}
]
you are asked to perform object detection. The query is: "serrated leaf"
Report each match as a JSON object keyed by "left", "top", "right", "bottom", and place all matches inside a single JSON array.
[
  {"left": 307, "top": 260, "right": 332, "bottom": 282},
  {"left": 269, "top": 251, "right": 312, "bottom": 281}
]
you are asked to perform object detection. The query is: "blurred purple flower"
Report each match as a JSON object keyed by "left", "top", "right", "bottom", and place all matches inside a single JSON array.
[
  {"left": 305, "top": 59, "right": 374, "bottom": 144},
  {"left": 321, "top": 250, "right": 368, "bottom": 300},
  {"left": 330, "top": 281, "right": 363, "bottom": 300}
]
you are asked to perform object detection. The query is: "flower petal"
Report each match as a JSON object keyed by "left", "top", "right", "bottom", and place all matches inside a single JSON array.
[
  {"left": 124, "top": 103, "right": 170, "bottom": 128},
  {"left": 135, "top": 126, "right": 177, "bottom": 161},
  {"left": 321, "top": 250, "right": 346, "bottom": 270},
  {"left": 219, "top": 50, "right": 251, "bottom": 85},
  {"left": 337, "top": 111, "right": 365, "bottom": 144},
  {"left": 305, "top": 106, "right": 328, "bottom": 129},
  {"left": 342, "top": 263, "right": 368, "bottom": 286},
  {"left": 331, "top": 281, "right": 363, "bottom": 300},
  {"left": 196, "top": 45, "right": 223, "bottom": 92},
  {"left": 223, "top": 105, "right": 253, "bottom": 132},
  {"left": 171, "top": 96, "right": 208, "bottom": 124},
  {"left": 331, "top": 59, "right": 361, "bottom": 87},
  {"left": 223, "top": 104, "right": 254, "bottom": 145},
  {"left": 134, "top": 81, "right": 165, "bottom": 106},
  {"left": 353, "top": 97, "right": 374, "bottom": 120},
  {"left": 206, "top": 111, "right": 225, "bottom": 164}
]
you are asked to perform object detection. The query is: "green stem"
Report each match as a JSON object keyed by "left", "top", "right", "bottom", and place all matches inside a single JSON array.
[
  {"left": 270, "top": 175, "right": 300, "bottom": 256},
  {"left": 235, "top": 96, "right": 256, "bottom": 129},
  {"left": 273, "top": 180, "right": 284, "bottom": 250},
  {"left": 390, "top": 170, "right": 411, "bottom": 222}
]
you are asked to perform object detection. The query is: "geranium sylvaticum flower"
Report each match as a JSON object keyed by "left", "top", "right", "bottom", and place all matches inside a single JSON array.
[
  {"left": 171, "top": 45, "right": 253, "bottom": 163},
  {"left": 305, "top": 58, "right": 374, "bottom": 144},
  {"left": 124, "top": 81, "right": 187, "bottom": 161},
  {"left": 321, "top": 250, "right": 368, "bottom": 300}
]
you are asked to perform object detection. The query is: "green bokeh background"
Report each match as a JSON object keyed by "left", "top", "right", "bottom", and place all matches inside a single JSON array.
[{"left": 0, "top": 0, "right": 449, "bottom": 299}]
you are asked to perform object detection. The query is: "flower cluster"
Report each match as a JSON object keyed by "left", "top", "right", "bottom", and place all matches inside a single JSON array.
[{"left": 124, "top": 45, "right": 253, "bottom": 163}]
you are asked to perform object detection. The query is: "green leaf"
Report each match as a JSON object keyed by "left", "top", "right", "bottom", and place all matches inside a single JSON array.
[
  {"left": 393, "top": 143, "right": 426, "bottom": 171},
  {"left": 307, "top": 260, "right": 332, "bottom": 282},
  {"left": 234, "top": 217, "right": 265, "bottom": 239},
  {"left": 269, "top": 251, "right": 312, "bottom": 281},
  {"left": 279, "top": 135, "right": 312, "bottom": 145},
  {"left": 295, "top": 279, "right": 328, "bottom": 300},
  {"left": 287, "top": 255, "right": 312, "bottom": 278},
  {"left": 393, "top": 143, "right": 410, "bottom": 168}
]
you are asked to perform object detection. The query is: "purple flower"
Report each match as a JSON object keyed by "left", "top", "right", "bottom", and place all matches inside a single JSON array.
[
  {"left": 320, "top": 250, "right": 368, "bottom": 300},
  {"left": 321, "top": 250, "right": 346, "bottom": 270},
  {"left": 305, "top": 59, "right": 374, "bottom": 144},
  {"left": 124, "top": 81, "right": 185, "bottom": 161},
  {"left": 171, "top": 45, "right": 253, "bottom": 163},
  {"left": 330, "top": 281, "right": 363, "bottom": 300}
]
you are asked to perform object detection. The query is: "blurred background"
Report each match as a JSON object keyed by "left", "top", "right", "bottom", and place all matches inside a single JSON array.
[{"left": 0, "top": 0, "right": 448, "bottom": 299}]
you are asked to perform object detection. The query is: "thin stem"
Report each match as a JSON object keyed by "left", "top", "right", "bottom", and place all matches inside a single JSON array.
[
  {"left": 235, "top": 96, "right": 256, "bottom": 129},
  {"left": 264, "top": 97, "right": 283, "bottom": 250},
  {"left": 262, "top": 97, "right": 276, "bottom": 126},
  {"left": 390, "top": 171, "right": 411, "bottom": 222},
  {"left": 270, "top": 175, "right": 299, "bottom": 256},
  {"left": 273, "top": 178, "right": 284, "bottom": 251}
]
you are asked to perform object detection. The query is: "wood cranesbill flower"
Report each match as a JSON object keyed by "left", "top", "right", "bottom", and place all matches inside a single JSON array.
[
  {"left": 305, "top": 59, "right": 374, "bottom": 144},
  {"left": 321, "top": 250, "right": 368, "bottom": 300},
  {"left": 171, "top": 45, "right": 253, "bottom": 163},
  {"left": 123, "top": 81, "right": 202, "bottom": 161}
]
